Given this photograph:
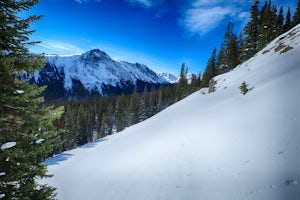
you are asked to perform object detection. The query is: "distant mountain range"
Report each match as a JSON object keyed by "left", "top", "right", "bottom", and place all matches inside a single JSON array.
[{"left": 32, "top": 49, "right": 176, "bottom": 101}]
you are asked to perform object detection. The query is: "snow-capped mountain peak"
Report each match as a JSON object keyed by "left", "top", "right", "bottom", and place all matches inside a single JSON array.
[
  {"left": 34, "top": 49, "right": 170, "bottom": 99},
  {"left": 81, "top": 49, "right": 112, "bottom": 62},
  {"left": 157, "top": 72, "right": 178, "bottom": 83}
]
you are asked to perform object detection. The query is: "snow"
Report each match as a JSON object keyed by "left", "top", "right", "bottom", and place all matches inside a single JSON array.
[
  {"left": 41, "top": 25, "right": 300, "bottom": 200},
  {"left": 1, "top": 142, "right": 16, "bottom": 150},
  {"left": 158, "top": 72, "right": 178, "bottom": 83},
  {"left": 35, "top": 139, "right": 45, "bottom": 144},
  {"left": 15, "top": 90, "right": 24, "bottom": 94}
]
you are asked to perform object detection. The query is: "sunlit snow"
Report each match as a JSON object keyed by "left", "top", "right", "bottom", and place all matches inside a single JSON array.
[{"left": 1, "top": 142, "right": 16, "bottom": 150}]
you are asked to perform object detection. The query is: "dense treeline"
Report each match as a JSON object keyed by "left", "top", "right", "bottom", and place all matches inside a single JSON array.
[
  {"left": 202, "top": 0, "right": 300, "bottom": 87},
  {"left": 55, "top": 64, "right": 201, "bottom": 152}
]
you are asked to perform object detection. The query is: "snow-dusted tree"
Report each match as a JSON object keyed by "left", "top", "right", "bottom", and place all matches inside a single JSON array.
[
  {"left": 218, "top": 22, "right": 240, "bottom": 73},
  {"left": 0, "top": 0, "right": 63, "bottom": 199},
  {"left": 241, "top": 0, "right": 260, "bottom": 62},
  {"left": 258, "top": 0, "right": 278, "bottom": 50}
]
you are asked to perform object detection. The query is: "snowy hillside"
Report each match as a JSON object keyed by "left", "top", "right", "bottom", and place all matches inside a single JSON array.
[
  {"left": 41, "top": 25, "right": 300, "bottom": 200},
  {"left": 34, "top": 49, "right": 169, "bottom": 99}
]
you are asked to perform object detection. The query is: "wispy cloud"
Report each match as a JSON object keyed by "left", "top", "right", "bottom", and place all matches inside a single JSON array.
[
  {"left": 74, "top": 0, "right": 101, "bottom": 3},
  {"left": 73, "top": 0, "right": 155, "bottom": 8},
  {"left": 31, "top": 40, "right": 84, "bottom": 55},
  {"left": 125, "top": 0, "right": 154, "bottom": 8},
  {"left": 184, "top": 7, "right": 233, "bottom": 35},
  {"left": 182, "top": 0, "right": 248, "bottom": 36}
]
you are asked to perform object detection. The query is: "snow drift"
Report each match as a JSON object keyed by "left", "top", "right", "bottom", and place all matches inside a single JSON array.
[{"left": 41, "top": 25, "right": 300, "bottom": 200}]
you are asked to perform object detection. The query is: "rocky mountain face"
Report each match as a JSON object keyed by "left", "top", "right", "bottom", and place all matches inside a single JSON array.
[{"left": 32, "top": 49, "right": 173, "bottom": 101}]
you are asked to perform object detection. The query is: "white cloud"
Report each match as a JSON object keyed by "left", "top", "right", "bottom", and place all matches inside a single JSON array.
[
  {"left": 125, "top": 0, "right": 153, "bottom": 8},
  {"left": 32, "top": 40, "right": 84, "bottom": 55},
  {"left": 75, "top": 0, "right": 86, "bottom": 3},
  {"left": 74, "top": 0, "right": 101, "bottom": 3},
  {"left": 181, "top": 0, "right": 250, "bottom": 36},
  {"left": 184, "top": 6, "right": 233, "bottom": 35},
  {"left": 192, "top": 0, "right": 223, "bottom": 7}
]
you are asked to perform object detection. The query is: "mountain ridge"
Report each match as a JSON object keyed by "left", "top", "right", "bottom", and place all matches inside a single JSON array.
[{"left": 33, "top": 49, "right": 175, "bottom": 100}]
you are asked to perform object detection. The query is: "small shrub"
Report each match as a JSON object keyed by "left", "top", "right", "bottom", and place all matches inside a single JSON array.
[{"left": 239, "top": 81, "right": 249, "bottom": 95}]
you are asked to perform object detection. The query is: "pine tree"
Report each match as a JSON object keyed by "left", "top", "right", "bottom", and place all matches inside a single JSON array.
[
  {"left": 258, "top": 0, "right": 278, "bottom": 50},
  {"left": 128, "top": 86, "right": 140, "bottom": 126},
  {"left": 0, "top": 0, "right": 63, "bottom": 199},
  {"left": 115, "top": 94, "right": 128, "bottom": 132},
  {"left": 277, "top": 6, "right": 284, "bottom": 34},
  {"left": 284, "top": 7, "right": 292, "bottom": 32},
  {"left": 175, "top": 63, "right": 188, "bottom": 100},
  {"left": 139, "top": 86, "right": 150, "bottom": 122},
  {"left": 201, "top": 48, "right": 217, "bottom": 87},
  {"left": 241, "top": 0, "right": 260, "bottom": 62},
  {"left": 239, "top": 81, "right": 249, "bottom": 95},
  {"left": 293, "top": 0, "right": 300, "bottom": 26},
  {"left": 218, "top": 22, "right": 240, "bottom": 72}
]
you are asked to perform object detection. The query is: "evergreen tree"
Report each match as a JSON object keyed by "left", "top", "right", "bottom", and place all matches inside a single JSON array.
[
  {"left": 148, "top": 86, "right": 158, "bottom": 116},
  {"left": 277, "top": 6, "right": 284, "bottom": 34},
  {"left": 0, "top": 0, "right": 63, "bottom": 199},
  {"left": 293, "top": 0, "right": 300, "bottom": 26},
  {"left": 284, "top": 7, "right": 292, "bottom": 32},
  {"left": 201, "top": 48, "right": 217, "bottom": 87},
  {"left": 128, "top": 87, "right": 140, "bottom": 126},
  {"left": 176, "top": 63, "right": 188, "bottom": 100},
  {"left": 239, "top": 81, "right": 249, "bottom": 95},
  {"left": 241, "top": 0, "right": 260, "bottom": 62},
  {"left": 115, "top": 94, "right": 128, "bottom": 132},
  {"left": 63, "top": 103, "right": 78, "bottom": 150},
  {"left": 139, "top": 86, "right": 150, "bottom": 122},
  {"left": 258, "top": 0, "right": 278, "bottom": 50},
  {"left": 218, "top": 22, "right": 239, "bottom": 73}
]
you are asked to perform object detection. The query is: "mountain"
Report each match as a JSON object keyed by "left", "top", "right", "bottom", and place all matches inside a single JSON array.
[
  {"left": 41, "top": 25, "right": 300, "bottom": 200},
  {"left": 33, "top": 49, "right": 170, "bottom": 100},
  {"left": 157, "top": 72, "right": 178, "bottom": 84}
]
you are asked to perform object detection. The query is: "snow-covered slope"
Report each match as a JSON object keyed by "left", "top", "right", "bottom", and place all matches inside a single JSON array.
[
  {"left": 42, "top": 25, "right": 300, "bottom": 200},
  {"left": 34, "top": 49, "right": 168, "bottom": 99}
]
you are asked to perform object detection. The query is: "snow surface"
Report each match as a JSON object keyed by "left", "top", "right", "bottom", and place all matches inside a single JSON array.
[
  {"left": 1, "top": 142, "right": 16, "bottom": 150},
  {"left": 35, "top": 139, "right": 45, "bottom": 144},
  {"left": 14, "top": 90, "right": 24, "bottom": 94},
  {"left": 41, "top": 25, "right": 300, "bottom": 200},
  {"left": 42, "top": 49, "right": 167, "bottom": 95}
]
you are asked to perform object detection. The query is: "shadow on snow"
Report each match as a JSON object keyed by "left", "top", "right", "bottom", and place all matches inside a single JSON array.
[{"left": 42, "top": 139, "right": 108, "bottom": 166}]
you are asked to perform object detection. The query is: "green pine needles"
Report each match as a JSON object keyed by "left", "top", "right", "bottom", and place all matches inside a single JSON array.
[
  {"left": 0, "top": 0, "right": 63, "bottom": 199},
  {"left": 239, "top": 81, "right": 249, "bottom": 95}
]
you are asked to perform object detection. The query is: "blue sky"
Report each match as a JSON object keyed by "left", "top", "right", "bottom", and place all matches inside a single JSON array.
[{"left": 29, "top": 0, "right": 297, "bottom": 74}]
